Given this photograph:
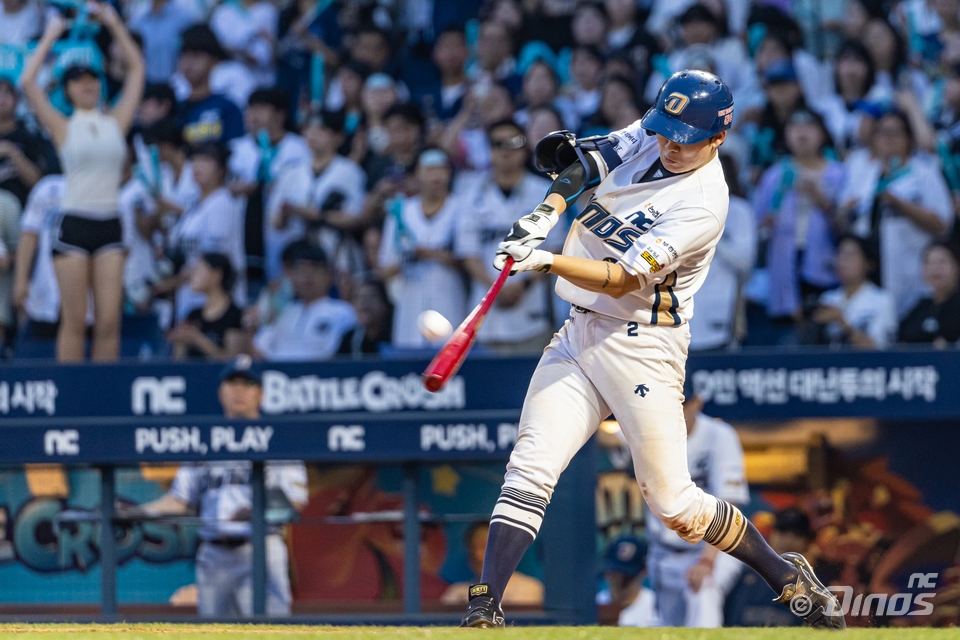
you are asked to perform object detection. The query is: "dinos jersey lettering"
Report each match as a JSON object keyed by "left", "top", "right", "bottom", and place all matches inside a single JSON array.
[{"left": 557, "top": 122, "right": 729, "bottom": 325}]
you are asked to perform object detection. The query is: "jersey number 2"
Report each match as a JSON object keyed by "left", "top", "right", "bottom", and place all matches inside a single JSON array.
[{"left": 627, "top": 322, "right": 638, "bottom": 337}]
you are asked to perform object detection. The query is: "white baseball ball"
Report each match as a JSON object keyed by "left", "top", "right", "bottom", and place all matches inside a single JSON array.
[{"left": 417, "top": 309, "right": 453, "bottom": 342}]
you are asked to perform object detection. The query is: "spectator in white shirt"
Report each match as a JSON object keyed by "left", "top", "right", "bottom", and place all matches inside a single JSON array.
[
  {"left": 118, "top": 148, "right": 164, "bottom": 315},
  {"left": 645, "top": 5, "right": 761, "bottom": 112},
  {"left": 689, "top": 155, "right": 756, "bottom": 351},
  {"left": 252, "top": 242, "right": 356, "bottom": 361},
  {"left": 0, "top": 188, "right": 17, "bottom": 347},
  {"left": 141, "top": 117, "right": 199, "bottom": 212},
  {"left": 13, "top": 175, "right": 63, "bottom": 324},
  {"left": 165, "top": 143, "right": 245, "bottom": 321},
  {"left": 11, "top": 175, "right": 92, "bottom": 354},
  {"left": 563, "top": 45, "right": 603, "bottom": 125},
  {"left": 378, "top": 148, "right": 467, "bottom": 349},
  {"left": 455, "top": 119, "right": 555, "bottom": 354},
  {"left": 814, "top": 40, "right": 880, "bottom": 155},
  {"left": 513, "top": 59, "right": 578, "bottom": 131},
  {"left": 229, "top": 88, "right": 312, "bottom": 284},
  {"left": 439, "top": 82, "right": 516, "bottom": 172},
  {"left": 130, "top": 0, "right": 197, "bottom": 83},
  {"left": 809, "top": 235, "right": 898, "bottom": 349},
  {"left": 753, "top": 24, "right": 830, "bottom": 111},
  {"left": 209, "top": 0, "right": 279, "bottom": 87},
  {"left": 837, "top": 110, "right": 953, "bottom": 318},
  {"left": 0, "top": 0, "right": 40, "bottom": 45},
  {"left": 277, "top": 110, "right": 367, "bottom": 299}
]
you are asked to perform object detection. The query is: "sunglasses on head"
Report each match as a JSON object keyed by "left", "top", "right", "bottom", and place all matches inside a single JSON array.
[{"left": 490, "top": 134, "right": 527, "bottom": 150}]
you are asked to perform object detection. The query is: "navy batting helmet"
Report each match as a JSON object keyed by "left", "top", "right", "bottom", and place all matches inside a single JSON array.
[{"left": 640, "top": 69, "right": 734, "bottom": 145}]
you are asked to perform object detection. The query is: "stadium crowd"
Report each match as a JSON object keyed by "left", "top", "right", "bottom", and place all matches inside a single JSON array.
[{"left": 0, "top": 0, "right": 959, "bottom": 362}]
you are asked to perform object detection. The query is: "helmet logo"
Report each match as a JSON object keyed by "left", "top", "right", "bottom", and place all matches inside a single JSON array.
[{"left": 664, "top": 92, "right": 690, "bottom": 115}]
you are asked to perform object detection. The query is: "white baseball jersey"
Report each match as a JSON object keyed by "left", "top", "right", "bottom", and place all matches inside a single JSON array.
[
  {"left": 379, "top": 195, "right": 468, "bottom": 348},
  {"left": 168, "top": 185, "right": 246, "bottom": 320},
  {"left": 308, "top": 155, "right": 367, "bottom": 270},
  {"left": 646, "top": 413, "right": 748, "bottom": 551},
  {"left": 165, "top": 160, "right": 201, "bottom": 210},
  {"left": 839, "top": 148, "right": 953, "bottom": 318},
  {"left": 253, "top": 296, "right": 357, "bottom": 361},
  {"left": 170, "top": 460, "right": 307, "bottom": 540},
  {"left": 557, "top": 123, "right": 729, "bottom": 325},
  {"left": 819, "top": 282, "right": 898, "bottom": 348},
  {"left": 118, "top": 178, "right": 162, "bottom": 298},
  {"left": 688, "top": 195, "right": 756, "bottom": 350},
  {"left": 20, "top": 176, "right": 66, "bottom": 323},
  {"left": 455, "top": 171, "right": 556, "bottom": 343},
  {"left": 230, "top": 133, "right": 313, "bottom": 282}
]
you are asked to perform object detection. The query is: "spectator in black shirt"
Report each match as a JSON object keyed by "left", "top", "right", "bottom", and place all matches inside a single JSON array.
[
  {"left": 176, "top": 25, "right": 245, "bottom": 146},
  {"left": 899, "top": 242, "right": 960, "bottom": 346},
  {"left": 170, "top": 252, "right": 245, "bottom": 360},
  {"left": 337, "top": 277, "right": 393, "bottom": 357},
  {"left": 0, "top": 78, "right": 58, "bottom": 205}
]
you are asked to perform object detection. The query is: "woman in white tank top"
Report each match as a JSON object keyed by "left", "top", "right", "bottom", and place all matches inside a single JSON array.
[{"left": 22, "top": 8, "right": 144, "bottom": 361}]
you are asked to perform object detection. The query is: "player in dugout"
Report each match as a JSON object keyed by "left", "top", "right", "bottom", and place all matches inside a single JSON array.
[{"left": 131, "top": 356, "right": 307, "bottom": 617}]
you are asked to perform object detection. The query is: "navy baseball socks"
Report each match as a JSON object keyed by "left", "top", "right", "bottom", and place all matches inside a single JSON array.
[
  {"left": 704, "top": 499, "right": 845, "bottom": 630},
  {"left": 461, "top": 487, "right": 546, "bottom": 627}
]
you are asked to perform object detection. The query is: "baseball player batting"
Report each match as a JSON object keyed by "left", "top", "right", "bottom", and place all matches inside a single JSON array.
[{"left": 461, "top": 70, "right": 844, "bottom": 631}]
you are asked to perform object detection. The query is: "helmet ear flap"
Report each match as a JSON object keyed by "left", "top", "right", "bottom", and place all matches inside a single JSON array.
[
  {"left": 533, "top": 130, "right": 575, "bottom": 174},
  {"left": 554, "top": 141, "right": 579, "bottom": 169}
]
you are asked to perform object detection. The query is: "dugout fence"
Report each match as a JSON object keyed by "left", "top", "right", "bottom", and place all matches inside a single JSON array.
[{"left": 0, "top": 349, "right": 955, "bottom": 623}]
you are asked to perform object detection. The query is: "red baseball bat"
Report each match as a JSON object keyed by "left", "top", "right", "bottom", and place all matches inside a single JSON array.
[{"left": 422, "top": 257, "right": 515, "bottom": 392}]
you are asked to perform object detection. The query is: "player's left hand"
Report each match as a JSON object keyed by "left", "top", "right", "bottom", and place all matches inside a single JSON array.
[
  {"left": 500, "top": 205, "right": 559, "bottom": 250},
  {"left": 494, "top": 241, "right": 554, "bottom": 275}
]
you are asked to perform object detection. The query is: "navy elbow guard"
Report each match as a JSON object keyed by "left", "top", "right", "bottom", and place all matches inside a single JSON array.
[{"left": 533, "top": 130, "right": 623, "bottom": 185}]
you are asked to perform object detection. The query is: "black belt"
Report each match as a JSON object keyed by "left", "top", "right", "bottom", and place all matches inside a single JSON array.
[
  {"left": 572, "top": 304, "right": 593, "bottom": 314},
  {"left": 206, "top": 537, "right": 249, "bottom": 548}
]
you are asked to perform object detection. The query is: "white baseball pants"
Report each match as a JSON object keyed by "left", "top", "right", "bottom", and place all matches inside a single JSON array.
[
  {"left": 195, "top": 533, "right": 292, "bottom": 617},
  {"left": 646, "top": 543, "right": 743, "bottom": 627},
  {"left": 503, "top": 310, "right": 718, "bottom": 542}
]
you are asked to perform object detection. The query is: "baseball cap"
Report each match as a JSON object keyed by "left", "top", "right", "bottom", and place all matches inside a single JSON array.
[
  {"left": 180, "top": 25, "right": 228, "bottom": 60},
  {"left": 604, "top": 535, "right": 648, "bottom": 578},
  {"left": 220, "top": 355, "right": 262, "bottom": 385},
  {"left": 764, "top": 59, "right": 798, "bottom": 84}
]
